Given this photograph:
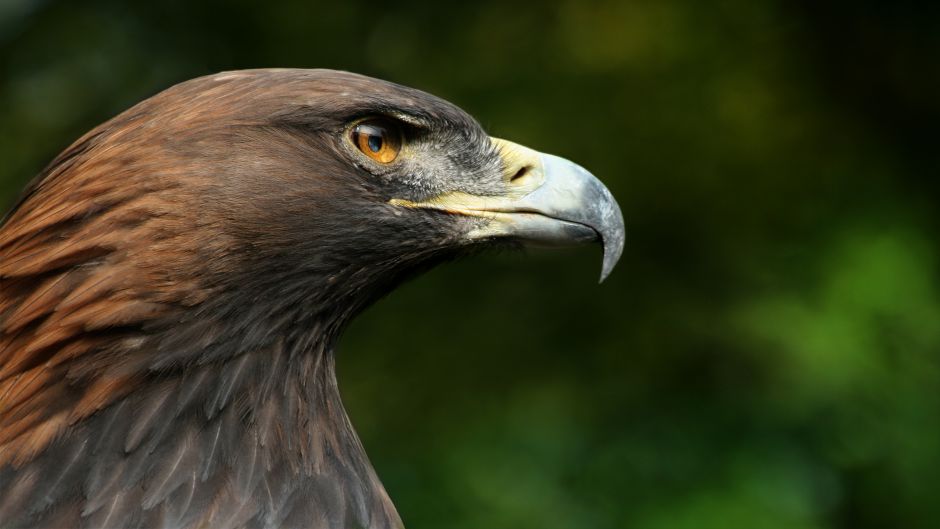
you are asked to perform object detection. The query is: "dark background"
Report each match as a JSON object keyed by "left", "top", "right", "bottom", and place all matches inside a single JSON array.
[{"left": 2, "top": 1, "right": 939, "bottom": 527}]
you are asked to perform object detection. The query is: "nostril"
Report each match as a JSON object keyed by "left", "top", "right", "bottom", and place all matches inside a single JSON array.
[{"left": 510, "top": 166, "right": 530, "bottom": 184}]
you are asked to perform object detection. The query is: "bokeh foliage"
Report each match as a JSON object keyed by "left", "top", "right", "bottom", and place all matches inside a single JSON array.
[{"left": 1, "top": 1, "right": 938, "bottom": 527}]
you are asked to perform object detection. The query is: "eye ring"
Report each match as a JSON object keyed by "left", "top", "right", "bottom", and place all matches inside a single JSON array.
[{"left": 350, "top": 118, "right": 403, "bottom": 164}]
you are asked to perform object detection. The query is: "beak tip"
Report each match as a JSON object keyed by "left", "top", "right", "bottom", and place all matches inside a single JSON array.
[
  {"left": 596, "top": 195, "right": 625, "bottom": 284},
  {"left": 598, "top": 236, "right": 624, "bottom": 283},
  {"left": 599, "top": 258, "right": 615, "bottom": 283}
]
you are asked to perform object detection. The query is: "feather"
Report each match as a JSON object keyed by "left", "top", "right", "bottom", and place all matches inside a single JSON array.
[
  {"left": 141, "top": 426, "right": 196, "bottom": 509},
  {"left": 0, "top": 465, "right": 39, "bottom": 521},
  {"left": 91, "top": 400, "right": 129, "bottom": 455},
  {"left": 208, "top": 490, "right": 260, "bottom": 529},
  {"left": 168, "top": 472, "right": 225, "bottom": 529},
  {"left": 200, "top": 413, "right": 225, "bottom": 482},
  {"left": 31, "top": 438, "right": 89, "bottom": 514},
  {"left": 159, "top": 470, "right": 197, "bottom": 529},
  {"left": 174, "top": 367, "right": 210, "bottom": 413},
  {"left": 82, "top": 457, "right": 128, "bottom": 516},
  {"left": 124, "top": 383, "right": 173, "bottom": 452},
  {"left": 258, "top": 471, "right": 292, "bottom": 528},
  {"left": 87, "top": 487, "right": 143, "bottom": 529},
  {"left": 283, "top": 477, "right": 345, "bottom": 529},
  {"left": 255, "top": 395, "right": 278, "bottom": 450},
  {"left": 233, "top": 433, "right": 261, "bottom": 501},
  {"left": 205, "top": 352, "right": 252, "bottom": 419}
]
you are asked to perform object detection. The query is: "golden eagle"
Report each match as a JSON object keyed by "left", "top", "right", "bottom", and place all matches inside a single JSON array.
[{"left": 0, "top": 69, "right": 623, "bottom": 528}]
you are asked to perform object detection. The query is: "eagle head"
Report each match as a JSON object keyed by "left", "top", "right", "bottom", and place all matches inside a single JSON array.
[{"left": 0, "top": 69, "right": 623, "bottom": 529}]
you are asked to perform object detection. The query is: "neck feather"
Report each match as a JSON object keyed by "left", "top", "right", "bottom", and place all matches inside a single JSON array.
[{"left": 0, "top": 325, "right": 403, "bottom": 529}]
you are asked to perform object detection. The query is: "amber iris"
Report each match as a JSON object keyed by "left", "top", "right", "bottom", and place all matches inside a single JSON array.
[{"left": 351, "top": 119, "right": 402, "bottom": 163}]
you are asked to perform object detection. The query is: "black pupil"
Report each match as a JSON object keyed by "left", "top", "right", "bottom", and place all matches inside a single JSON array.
[{"left": 367, "top": 133, "right": 383, "bottom": 153}]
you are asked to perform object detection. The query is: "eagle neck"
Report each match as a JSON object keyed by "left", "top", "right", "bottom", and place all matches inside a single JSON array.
[{"left": 160, "top": 325, "right": 406, "bottom": 529}]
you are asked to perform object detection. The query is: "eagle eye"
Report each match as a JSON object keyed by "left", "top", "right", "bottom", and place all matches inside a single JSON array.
[{"left": 350, "top": 118, "right": 402, "bottom": 164}]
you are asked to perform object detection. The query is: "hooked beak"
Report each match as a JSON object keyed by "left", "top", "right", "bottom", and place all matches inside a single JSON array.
[{"left": 391, "top": 138, "right": 625, "bottom": 282}]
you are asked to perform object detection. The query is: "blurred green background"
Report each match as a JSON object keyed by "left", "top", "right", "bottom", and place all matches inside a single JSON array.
[{"left": 1, "top": 1, "right": 938, "bottom": 527}]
